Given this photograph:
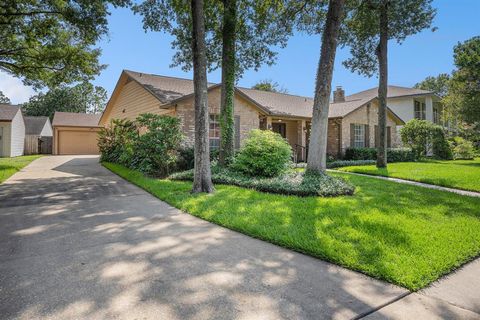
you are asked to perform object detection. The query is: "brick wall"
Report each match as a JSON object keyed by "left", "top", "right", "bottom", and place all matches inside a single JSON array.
[{"left": 327, "top": 118, "right": 342, "bottom": 158}]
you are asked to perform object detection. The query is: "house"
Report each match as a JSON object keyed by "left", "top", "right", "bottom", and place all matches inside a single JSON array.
[
  {"left": 23, "top": 116, "right": 53, "bottom": 155},
  {"left": 0, "top": 104, "right": 25, "bottom": 157},
  {"left": 100, "top": 70, "right": 405, "bottom": 160},
  {"left": 52, "top": 112, "right": 102, "bottom": 155}
]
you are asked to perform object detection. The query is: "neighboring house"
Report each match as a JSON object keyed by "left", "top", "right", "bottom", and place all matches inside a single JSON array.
[
  {"left": 0, "top": 104, "right": 25, "bottom": 157},
  {"left": 24, "top": 116, "right": 53, "bottom": 155},
  {"left": 100, "top": 70, "right": 404, "bottom": 160},
  {"left": 52, "top": 112, "right": 102, "bottom": 155}
]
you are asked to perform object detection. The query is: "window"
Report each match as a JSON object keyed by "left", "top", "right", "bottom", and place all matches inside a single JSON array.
[
  {"left": 414, "top": 100, "right": 426, "bottom": 120},
  {"left": 209, "top": 114, "right": 220, "bottom": 149},
  {"left": 353, "top": 124, "right": 365, "bottom": 148},
  {"left": 433, "top": 103, "right": 442, "bottom": 125}
]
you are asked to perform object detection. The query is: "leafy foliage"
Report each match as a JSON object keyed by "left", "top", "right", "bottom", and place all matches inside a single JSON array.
[
  {"left": 0, "top": 0, "right": 129, "bottom": 88},
  {"left": 232, "top": 129, "right": 292, "bottom": 177},
  {"left": 0, "top": 91, "right": 10, "bottom": 104},
  {"left": 344, "top": 147, "right": 416, "bottom": 162},
  {"left": 327, "top": 159, "right": 376, "bottom": 168},
  {"left": 22, "top": 82, "right": 108, "bottom": 119},
  {"left": 170, "top": 165, "right": 354, "bottom": 197},
  {"left": 450, "top": 137, "right": 476, "bottom": 160},
  {"left": 400, "top": 119, "right": 452, "bottom": 159},
  {"left": 414, "top": 73, "right": 450, "bottom": 98},
  {"left": 98, "top": 114, "right": 183, "bottom": 177},
  {"left": 251, "top": 79, "right": 288, "bottom": 93}
]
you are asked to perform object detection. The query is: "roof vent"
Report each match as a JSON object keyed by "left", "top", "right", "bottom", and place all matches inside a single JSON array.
[{"left": 333, "top": 86, "right": 345, "bottom": 103}]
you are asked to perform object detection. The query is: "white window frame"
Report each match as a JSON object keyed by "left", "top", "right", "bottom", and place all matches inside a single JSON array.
[
  {"left": 209, "top": 114, "right": 220, "bottom": 150},
  {"left": 353, "top": 124, "right": 365, "bottom": 148},
  {"left": 414, "top": 100, "right": 426, "bottom": 120}
]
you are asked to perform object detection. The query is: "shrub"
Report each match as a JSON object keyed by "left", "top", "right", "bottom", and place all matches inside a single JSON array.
[
  {"left": 232, "top": 129, "right": 292, "bottom": 177},
  {"left": 327, "top": 160, "right": 376, "bottom": 168},
  {"left": 176, "top": 146, "right": 220, "bottom": 171},
  {"left": 450, "top": 137, "right": 476, "bottom": 160},
  {"left": 170, "top": 165, "right": 355, "bottom": 197},
  {"left": 401, "top": 119, "right": 452, "bottom": 159},
  {"left": 98, "top": 119, "right": 138, "bottom": 165},
  {"left": 131, "top": 114, "right": 183, "bottom": 176},
  {"left": 344, "top": 147, "right": 416, "bottom": 162}
]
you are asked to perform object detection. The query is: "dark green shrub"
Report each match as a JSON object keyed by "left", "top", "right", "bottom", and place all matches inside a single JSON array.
[
  {"left": 401, "top": 119, "right": 452, "bottom": 160},
  {"left": 450, "top": 137, "right": 475, "bottom": 160},
  {"left": 170, "top": 165, "right": 355, "bottom": 197},
  {"left": 344, "top": 147, "right": 415, "bottom": 162},
  {"left": 431, "top": 126, "right": 453, "bottom": 160},
  {"left": 131, "top": 114, "right": 183, "bottom": 176},
  {"left": 98, "top": 119, "right": 138, "bottom": 165},
  {"left": 327, "top": 160, "right": 376, "bottom": 168},
  {"left": 232, "top": 129, "right": 292, "bottom": 177},
  {"left": 177, "top": 146, "right": 220, "bottom": 171}
]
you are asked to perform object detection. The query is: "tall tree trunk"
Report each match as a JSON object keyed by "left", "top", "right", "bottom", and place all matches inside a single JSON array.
[
  {"left": 191, "top": 0, "right": 214, "bottom": 193},
  {"left": 219, "top": 0, "right": 236, "bottom": 166},
  {"left": 307, "top": 0, "right": 345, "bottom": 173},
  {"left": 376, "top": 0, "right": 388, "bottom": 168}
]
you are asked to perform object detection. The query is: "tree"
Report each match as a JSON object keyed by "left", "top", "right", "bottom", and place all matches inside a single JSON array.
[
  {"left": 133, "top": 0, "right": 294, "bottom": 166},
  {"left": 0, "top": 91, "right": 10, "bottom": 104},
  {"left": 191, "top": 0, "right": 215, "bottom": 193},
  {"left": 22, "top": 82, "right": 108, "bottom": 119},
  {"left": 444, "top": 36, "right": 480, "bottom": 125},
  {"left": 342, "top": 0, "right": 435, "bottom": 168},
  {"left": 251, "top": 79, "right": 289, "bottom": 93},
  {"left": 0, "top": 0, "right": 129, "bottom": 88},
  {"left": 306, "top": 0, "right": 345, "bottom": 173},
  {"left": 414, "top": 73, "right": 450, "bottom": 98}
]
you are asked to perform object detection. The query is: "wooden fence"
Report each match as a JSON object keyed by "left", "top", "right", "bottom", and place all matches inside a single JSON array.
[{"left": 24, "top": 135, "right": 52, "bottom": 155}]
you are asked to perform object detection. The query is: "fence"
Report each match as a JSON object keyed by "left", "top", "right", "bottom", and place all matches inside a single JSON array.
[{"left": 24, "top": 135, "right": 52, "bottom": 155}]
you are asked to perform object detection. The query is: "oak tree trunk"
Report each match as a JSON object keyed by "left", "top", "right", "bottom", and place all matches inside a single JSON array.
[
  {"left": 376, "top": 0, "right": 388, "bottom": 168},
  {"left": 219, "top": 0, "right": 236, "bottom": 166},
  {"left": 307, "top": 0, "right": 345, "bottom": 173},
  {"left": 191, "top": 0, "right": 214, "bottom": 193}
]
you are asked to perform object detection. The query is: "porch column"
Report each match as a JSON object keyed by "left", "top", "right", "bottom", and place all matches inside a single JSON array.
[
  {"left": 425, "top": 96, "right": 433, "bottom": 123},
  {"left": 297, "top": 120, "right": 306, "bottom": 161},
  {"left": 266, "top": 117, "right": 273, "bottom": 130}
]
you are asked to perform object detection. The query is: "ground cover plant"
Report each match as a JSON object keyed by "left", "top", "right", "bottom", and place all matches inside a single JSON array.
[
  {"left": 104, "top": 162, "right": 480, "bottom": 290},
  {"left": 170, "top": 165, "right": 355, "bottom": 197},
  {"left": 0, "top": 155, "right": 41, "bottom": 183},
  {"left": 338, "top": 158, "right": 480, "bottom": 192}
]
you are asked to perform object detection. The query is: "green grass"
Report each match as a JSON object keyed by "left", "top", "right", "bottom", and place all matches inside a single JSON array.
[
  {"left": 337, "top": 158, "right": 480, "bottom": 192},
  {"left": 0, "top": 155, "right": 41, "bottom": 183},
  {"left": 103, "top": 162, "right": 480, "bottom": 291}
]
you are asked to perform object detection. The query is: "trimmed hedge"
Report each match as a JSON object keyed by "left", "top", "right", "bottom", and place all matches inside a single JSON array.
[
  {"left": 344, "top": 147, "right": 416, "bottom": 162},
  {"left": 170, "top": 166, "right": 355, "bottom": 197},
  {"left": 327, "top": 160, "right": 376, "bottom": 168}
]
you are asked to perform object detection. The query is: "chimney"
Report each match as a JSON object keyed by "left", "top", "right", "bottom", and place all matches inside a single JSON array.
[{"left": 333, "top": 86, "right": 345, "bottom": 103}]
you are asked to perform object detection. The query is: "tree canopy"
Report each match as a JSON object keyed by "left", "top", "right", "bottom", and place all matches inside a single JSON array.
[
  {"left": 0, "top": 0, "right": 129, "bottom": 88},
  {"left": 22, "top": 82, "right": 108, "bottom": 119},
  {"left": 414, "top": 73, "right": 450, "bottom": 98},
  {"left": 251, "top": 79, "right": 288, "bottom": 93},
  {"left": 0, "top": 91, "right": 10, "bottom": 104}
]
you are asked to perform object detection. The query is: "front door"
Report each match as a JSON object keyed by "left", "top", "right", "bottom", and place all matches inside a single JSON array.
[{"left": 272, "top": 122, "right": 286, "bottom": 138}]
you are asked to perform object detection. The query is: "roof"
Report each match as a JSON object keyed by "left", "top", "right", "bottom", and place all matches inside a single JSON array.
[
  {"left": 0, "top": 104, "right": 21, "bottom": 121},
  {"left": 111, "top": 70, "right": 419, "bottom": 121},
  {"left": 52, "top": 112, "right": 101, "bottom": 127},
  {"left": 24, "top": 116, "right": 50, "bottom": 135},
  {"left": 124, "top": 70, "right": 216, "bottom": 104},
  {"left": 346, "top": 85, "right": 433, "bottom": 100}
]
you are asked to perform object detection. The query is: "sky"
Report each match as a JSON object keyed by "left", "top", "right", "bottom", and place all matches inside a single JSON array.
[{"left": 2, "top": 0, "right": 479, "bottom": 104}]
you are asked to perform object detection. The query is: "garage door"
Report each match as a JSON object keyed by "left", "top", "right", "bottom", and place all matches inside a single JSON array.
[{"left": 58, "top": 130, "right": 99, "bottom": 155}]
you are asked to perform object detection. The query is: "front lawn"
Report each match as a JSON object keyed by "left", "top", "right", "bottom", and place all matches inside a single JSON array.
[
  {"left": 0, "top": 155, "right": 41, "bottom": 183},
  {"left": 104, "top": 162, "right": 480, "bottom": 291},
  {"left": 337, "top": 158, "right": 480, "bottom": 192}
]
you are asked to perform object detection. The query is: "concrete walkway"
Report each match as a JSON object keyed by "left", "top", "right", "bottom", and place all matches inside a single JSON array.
[
  {"left": 331, "top": 170, "right": 480, "bottom": 198},
  {"left": 0, "top": 156, "right": 478, "bottom": 319}
]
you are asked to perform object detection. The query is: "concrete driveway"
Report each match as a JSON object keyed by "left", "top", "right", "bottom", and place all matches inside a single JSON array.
[{"left": 0, "top": 156, "right": 477, "bottom": 319}]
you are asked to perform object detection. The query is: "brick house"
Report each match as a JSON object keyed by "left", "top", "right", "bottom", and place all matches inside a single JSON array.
[{"left": 99, "top": 70, "right": 405, "bottom": 160}]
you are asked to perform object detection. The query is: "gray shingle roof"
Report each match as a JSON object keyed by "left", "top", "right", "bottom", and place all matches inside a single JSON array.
[
  {"left": 0, "top": 104, "right": 21, "bottom": 121},
  {"left": 24, "top": 116, "right": 49, "bottom": 135},
  {"left": 121, "top": 70, "right": 425, "bottom": 120},
  {"left": 52, "top": 112, "right": 101, "bottom": 127}
]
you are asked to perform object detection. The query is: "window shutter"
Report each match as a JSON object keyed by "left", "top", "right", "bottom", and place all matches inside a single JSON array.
[
  {"left": 374, "top": 125, "right": 379, "bottom": 148},
  {"left": 364, "top": 125, "right": 370, "bottom": 147},
  {"left": 350, "top": 123, "right": 355, "bottom": 147},
  {"left": 387, "top": 126, "right": 391, "bottom": 148},
  {"left": 235, "top": 115, "right": 241, "bottom": 149}
]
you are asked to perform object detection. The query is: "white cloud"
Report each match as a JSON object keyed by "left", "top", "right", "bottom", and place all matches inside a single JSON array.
[{"left": 0, "top": 72, "right": 36, "bottom": 104}]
